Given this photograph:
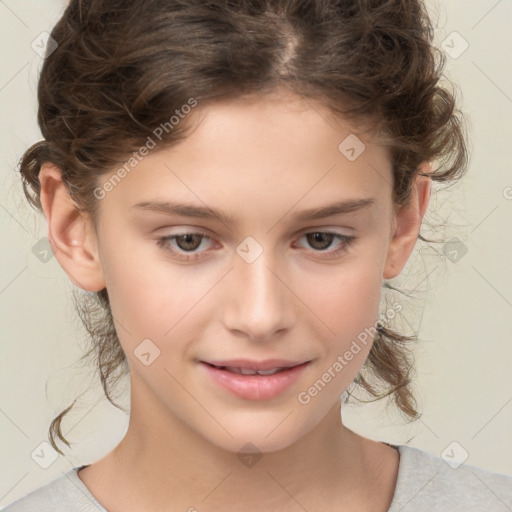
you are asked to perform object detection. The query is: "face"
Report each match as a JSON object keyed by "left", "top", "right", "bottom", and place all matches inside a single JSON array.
[{"left": 44, "top": 89, "right": 429, "bottom": 455}]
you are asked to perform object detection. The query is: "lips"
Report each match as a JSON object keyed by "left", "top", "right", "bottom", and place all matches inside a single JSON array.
[
  {"left": 201, "top": 358, "right": 308, "bottom": 372},
  {"left": 203, "top": 364, "right": 286, "bottom": 376},
  {"left": 199, "top": 360, "right": 311, "bottom": 400}
]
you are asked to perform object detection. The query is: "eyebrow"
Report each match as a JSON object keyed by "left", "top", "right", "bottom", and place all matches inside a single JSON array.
[{"left": 131, "top": 197, "right": 375, "bottom": 224}]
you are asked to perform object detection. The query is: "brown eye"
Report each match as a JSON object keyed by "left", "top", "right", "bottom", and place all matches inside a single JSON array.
[
  {"left": 305, "top": 232, "right": 337, "bottom": 251},
  {"left": 156, "top": 232, "right": 214, "bottom": 261},
  {"left": 173, "top": 234, "right": 204, "bottom": 251},
  {"left": 294, "top": 231, "right": 356, "bottom": 259}
]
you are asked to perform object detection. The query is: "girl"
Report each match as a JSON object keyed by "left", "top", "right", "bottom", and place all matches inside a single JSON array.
[{"left": 4, "top": 0, "right": 512, "bottom": 511}]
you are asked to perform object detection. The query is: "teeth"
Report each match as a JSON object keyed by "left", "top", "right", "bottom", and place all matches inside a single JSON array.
[
  {"left": 256, "top": 368, "right": 284, "bottom": 375},
  {"left": 223, "top": 366, "right": 285, "bottom": 376},
  {"left": 239, "top": 367, "right": 258, "bottom": 375}
]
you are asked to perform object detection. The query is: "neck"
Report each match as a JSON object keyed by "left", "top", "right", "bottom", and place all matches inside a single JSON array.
[{"left": 80, "top": 374, "right": 397, "bottom": 512}]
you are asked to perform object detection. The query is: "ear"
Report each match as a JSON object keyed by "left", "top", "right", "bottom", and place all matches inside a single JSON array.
[
  {"left": 39, "top": 163, "right": 106, "bottom": 291},
  {"left": 383, "top": 162, "right": 432, "bottom": 279}
]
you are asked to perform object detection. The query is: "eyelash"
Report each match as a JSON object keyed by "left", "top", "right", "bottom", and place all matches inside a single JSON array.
[{"left": 155, "top": 230, "right": 356, "bottom": 262}]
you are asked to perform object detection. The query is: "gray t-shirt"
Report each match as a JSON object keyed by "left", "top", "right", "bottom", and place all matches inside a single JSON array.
[{"left": 2, "top": 444, "right": 512, "bottom": 511}]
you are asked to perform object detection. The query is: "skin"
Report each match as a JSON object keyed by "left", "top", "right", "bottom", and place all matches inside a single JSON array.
[{"left": 39, "top": 88, "right": 431, "bottom": 512}]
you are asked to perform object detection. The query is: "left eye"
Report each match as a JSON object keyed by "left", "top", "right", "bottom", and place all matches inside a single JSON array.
[
  {"left": 156, "top": 231, "right": 355, "bottom": 261},
  {"left": 296, "top": 232, "right": 348, "bottom": 251}
]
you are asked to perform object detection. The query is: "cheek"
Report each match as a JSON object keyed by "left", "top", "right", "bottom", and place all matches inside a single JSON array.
[
  {"left": 99, "top": 238, "right": 216, "bottom": 353},
  {"left": 295, "top": 253, "right": 385, "bottom": 385},
  {"left": 290, "top": 261, "right": 384, "bottom": 409},
  {"left": 298, "top": 258, "right": 383, "bottom": 338}
]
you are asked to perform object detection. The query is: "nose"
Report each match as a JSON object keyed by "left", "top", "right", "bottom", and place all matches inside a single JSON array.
[{"left": 222, "top": 248, "right": 295, "bottom": 342}]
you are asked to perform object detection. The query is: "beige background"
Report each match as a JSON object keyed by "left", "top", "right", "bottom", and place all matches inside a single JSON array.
[{"left": 1, "top": 0, "right": 511, "bottom": 506}]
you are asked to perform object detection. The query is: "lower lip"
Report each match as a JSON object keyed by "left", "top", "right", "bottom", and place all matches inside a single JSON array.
[{"left": 199, "top": 362, "right": 310, "bottom": 400}]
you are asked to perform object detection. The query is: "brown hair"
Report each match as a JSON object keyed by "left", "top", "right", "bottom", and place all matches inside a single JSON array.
[{"left": 18, "top": 0, "right": 469, "bottom": 455}]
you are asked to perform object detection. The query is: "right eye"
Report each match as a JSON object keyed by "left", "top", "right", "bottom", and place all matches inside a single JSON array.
[{"left": 156, "top": 232, "right": 215, "bottom": 261}]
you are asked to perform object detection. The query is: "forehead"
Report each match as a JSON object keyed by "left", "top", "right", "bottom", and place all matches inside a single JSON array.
[
  {"left": 178, "top": 90, "right": 385, "bottom": 160},
  {"left": 98, "top": 90, "right": 393, "bottom": 220}
]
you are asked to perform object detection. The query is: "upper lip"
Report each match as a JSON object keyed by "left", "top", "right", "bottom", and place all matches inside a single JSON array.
[{"left": 201, "top": 359, "right": 310, "bottom": 371}]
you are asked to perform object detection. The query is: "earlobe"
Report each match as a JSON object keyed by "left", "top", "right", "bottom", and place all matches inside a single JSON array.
[
  {"left": 39, "top": 163, "right": 106, "bottom": 292},
  {"left": 383, "top": 163, "right": 432, "bottom": 280}
]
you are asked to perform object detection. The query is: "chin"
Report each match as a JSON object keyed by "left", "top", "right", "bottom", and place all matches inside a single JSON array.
[{"left": 200, "top": 419, "right": 307, "bottom": 457}]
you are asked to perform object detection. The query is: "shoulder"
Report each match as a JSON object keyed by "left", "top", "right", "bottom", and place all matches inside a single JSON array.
[
  {"left": 1, "top": 467, "right": 106, "bottom": 512},
  {"left": 387, "top": 444, "right": 512, "bottom": 512}
]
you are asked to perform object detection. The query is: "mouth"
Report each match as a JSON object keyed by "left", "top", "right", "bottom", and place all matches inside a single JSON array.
[
  {"left": 199, "top": 360, "right": 312, "bottom": 400},
  {"left": 201, "top": 363, "right": 290, "bottom": 376},
  {"left": 200, "top": 357, "right": 311, "bottom": 374}
]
